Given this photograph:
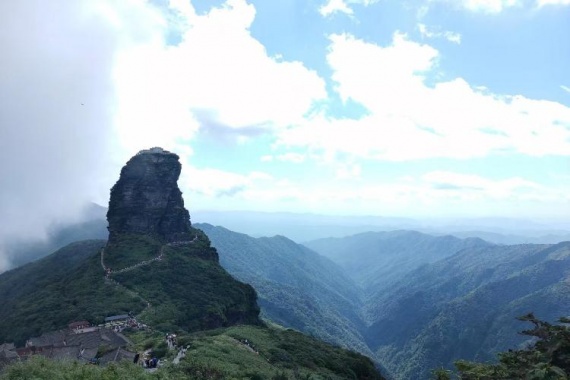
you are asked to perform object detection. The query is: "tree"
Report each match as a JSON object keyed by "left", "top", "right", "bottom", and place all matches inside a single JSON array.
[{"left": 432, "top": 314, "right": 570, "bottom": 380}]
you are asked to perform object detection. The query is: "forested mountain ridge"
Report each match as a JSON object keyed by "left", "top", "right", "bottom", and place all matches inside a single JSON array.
[
  {"left": 366, "top": 241, "right": 570, "bottom": 379},
  {"left": 201, "top": 227, "right": 570, "bottom": 379},
  {"left": 196, "top": 223, "right": 372, "bottom": 357},
  {"left": 304, "top": 230, "right": 491, "bottom": 293}
]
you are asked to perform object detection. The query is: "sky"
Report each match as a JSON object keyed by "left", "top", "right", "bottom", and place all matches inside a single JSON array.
[{"left": 0, "top": 0, "right": 569, "bottom": 267}]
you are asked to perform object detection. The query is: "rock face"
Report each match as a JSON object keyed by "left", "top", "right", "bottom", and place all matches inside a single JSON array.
[{"left": 107, "top": 147, "right": 193, "bottom": 243}]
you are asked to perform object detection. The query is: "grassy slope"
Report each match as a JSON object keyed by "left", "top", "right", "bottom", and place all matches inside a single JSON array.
[
  {"left": 112, "top": 231, "right": 261, "bottom": 332},
  {"left": 157, "top": 325, "right": 383, "bottom": 380},
  {"left": 104, "top": 233, "right": 162, "bottom": 269},
  {"left": 1, "top": 325, "right": 384, "bottom": 380}
]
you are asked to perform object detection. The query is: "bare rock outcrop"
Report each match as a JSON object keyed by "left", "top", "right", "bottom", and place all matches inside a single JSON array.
[{"left": 106, "top": 147, "right": 193, "bottom": 243}]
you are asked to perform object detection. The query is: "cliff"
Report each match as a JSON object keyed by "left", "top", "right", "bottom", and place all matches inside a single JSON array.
[{"left": 106, "top": 147, "right": 193, "bottom": 244}]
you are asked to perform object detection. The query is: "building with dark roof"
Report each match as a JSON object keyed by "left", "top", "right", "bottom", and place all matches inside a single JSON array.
[
  {"left": 0, "top": 343, "right": 19, "bottom": 370},
  {"left": 68, "top": 321, "right": 90, "bottom": 330},
  {"left": 98, "top": 347, "right": 136, "bottom": 366},
  {"left": 3, "top": 326, "right": 135, "bottom": 369},
  {"left": 104, "top": 315, "right": 130, "bottom": 323}
]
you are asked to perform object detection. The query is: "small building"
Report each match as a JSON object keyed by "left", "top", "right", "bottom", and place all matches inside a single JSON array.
[
  {"left": 0, "top": 343, "right": 19, "bottom": 370},
  {"left": 98, "top": 347, "right": 136, "bottom": 366},
  {"left": 104, "top": 315, "right": 130, "bottom": 323},
  {"left": 68, "top": 321, "right": 90, "bottom": 331}
]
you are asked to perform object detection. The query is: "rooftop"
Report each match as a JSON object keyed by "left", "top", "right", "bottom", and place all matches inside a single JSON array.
[
  {"left": 136, "top": 147, "right": 171, "bottom": 155},
  {"left": 104, "top": 315, "right": 130, "bottom": 322}
]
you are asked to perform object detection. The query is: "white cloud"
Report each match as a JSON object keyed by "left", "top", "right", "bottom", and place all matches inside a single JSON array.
[
  {"left": 0, "top": 0, "right": 158, "bottom": 262},
  {"left": 319, "top": 0, "right": 382, "bottom": 17},
  {"left": 0, "top": 0, "right": 330, "bottom": 269},
  {"left": 320, "top": 0, "right": 354, "bottom": 16},
  {"left": 433, "top": 0, "right": 570, "bottom": 12},
  {"left": 561, "top": 85, "right": 570, "bottom": 93},
  {"left": 335, "top": 163, "right": 362, "bottom": 179},
  {"left": 260, "top": 153, "right": 307, "bottom": 163},
  {"left": 422, "top": 171, "right": 543, "bottom": 200},
  {"left": 180, "top": 166, "right": 271, "bottom": 198},
  {"left": 537, "top": 0, "right": 570, "bottom": 5},
  {"left": 114, "top": 0, "right": 327, "bottom": 157},
  {"left": 211, "top": 170, "right": 568, "bottom": 217},
  {"left": 442, "top": 0, "right": 523, "bottom": 13},
  {"left": 277, "top": 153, "right": 307, "bottom": 163},
  {"left": 418, "top": 23, "right": 461, "bottom": 44},
  {"left": 276, "top": 32, "right": 570, "bottom": 161}
]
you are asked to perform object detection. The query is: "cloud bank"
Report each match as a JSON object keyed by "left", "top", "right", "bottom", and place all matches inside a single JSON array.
[
  {"left": 0, "top": 0, "right": 125, "bottom": 270},
  {"left": 0, "top": 0, "right": 326, "bottom": 270}
]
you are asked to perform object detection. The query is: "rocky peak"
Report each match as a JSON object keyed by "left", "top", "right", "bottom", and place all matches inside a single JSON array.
[{"left": 106, "top": 148, "right": 193, "bottom": 243}]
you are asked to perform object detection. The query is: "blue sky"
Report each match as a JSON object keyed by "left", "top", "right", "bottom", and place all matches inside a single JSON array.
[
  {"left": 1, "top": 0, "right": 570, "bottom": 249},
  {"left": 152, "top": 0, "right": 570, "bottom": 218}
]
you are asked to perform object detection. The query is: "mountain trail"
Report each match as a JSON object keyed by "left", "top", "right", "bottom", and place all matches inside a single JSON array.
[{"left": 100, "top": 236, "right": 198, "bottom": 319}]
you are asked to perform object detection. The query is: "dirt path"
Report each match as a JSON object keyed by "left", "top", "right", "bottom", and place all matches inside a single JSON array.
[{"left": 100, "top": 236, "right": 198, "bottom": 319}]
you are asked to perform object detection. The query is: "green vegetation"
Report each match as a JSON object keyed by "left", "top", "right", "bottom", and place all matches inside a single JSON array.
[
  {"left": 366, "top": 242, "right": 570, "bottom": 379},
  {"left": 104, "top": 233, "right": 161, "bottom": 269},
  {"left": 0, "top": 240, "right": 145, "bottom": 345},
  {"left": 0, "top": 231, "right": 259, "bottom": 345},
  {"left": 431, "top": 314, "right": 570, "bottom": 379},
  {"left": 172, "top": 325, "right": 382, "bottom": 379},
  {"left": 114, "top": 241, "right": 260, "bottom": 332},
  {"left": 197, "top": 224, "right": 371, "bottom": 357},
  {"left": 5, "top": 220, "right": 568, "bottom": 380},
  {"left": 0, "top": 357, "right": 148, "bottom": 380},
  {"left": 1, "top": 325, "right": 384, "bottom": 380},
  {"left": 203, "top": 225, "right": 570, "bottom": 379}
]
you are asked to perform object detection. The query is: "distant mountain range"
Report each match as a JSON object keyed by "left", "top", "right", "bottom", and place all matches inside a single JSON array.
[
  {"left": 362, "top": 241, "right": 570, "bottom": 378},
  {"left": 304, "top": 231, "right": 491, "bottom": 292},
  {"left": 5, "top": 208, "right": 570, "bottom": 274},
  {"left": 204, "top": 227, "right": 570, "bottom": 379},
  {"left": 192, "top": 210, "right": 570, "bottom": 244},
  {"left": 2, "top": 205, "right": 569, "bottom": 379}
]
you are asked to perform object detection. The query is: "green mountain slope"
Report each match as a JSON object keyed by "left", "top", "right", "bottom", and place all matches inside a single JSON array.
[
  {"left": 1, "top": 325, "right": 384, "bottom": 380},
  {"left": 0, "top": 232, "right": 386, "bottom": 379},
  {"left": 7, "top": 209, "right": 567, "bottom": 380},
  {"left": 366, "top": 241, "right": 570, "bottom": 379},
  {"left": 0, "top": 240, "right": 143, "bottom": 345},
  {"left": 0, "top": 229, "right": 260, "bottom": 346},
  {"left": 196, "top": 223, "right": 371, "bottom": 356}
]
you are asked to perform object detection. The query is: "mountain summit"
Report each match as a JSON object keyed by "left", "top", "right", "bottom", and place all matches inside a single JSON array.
[
  {"left": 0, "top": 148, "right": 261, "bottom": 344},
  {"left": 107, "top": 147, "right": 192, "bottom": 244}
]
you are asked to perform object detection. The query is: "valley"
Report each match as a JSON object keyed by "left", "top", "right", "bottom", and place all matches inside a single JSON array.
[{"left": 0, "top": 149, "right": 568, "bottom": 379}]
